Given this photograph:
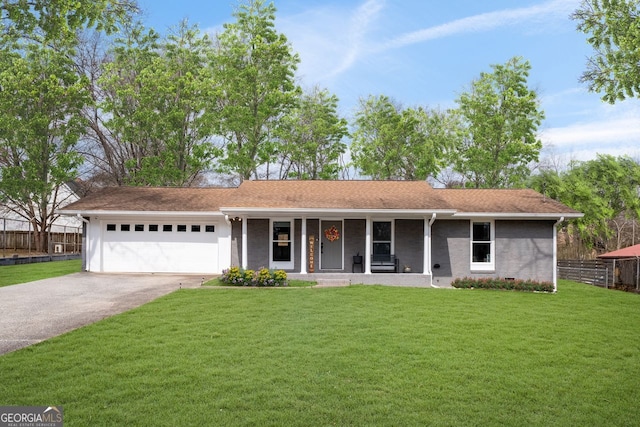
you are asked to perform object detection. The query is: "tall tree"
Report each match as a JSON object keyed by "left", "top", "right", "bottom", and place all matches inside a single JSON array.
[
  {"left": 0, "top": 44, "right": 89, "bottom": 251},
  {"left": 276, "top": 87, "right": 348, "bottom": 180},
  {"left": 97, "top": 22, "right": 220, "bottom": 186},
  {"left": 531, "top": 155, "right": 640, "bottom": 252},
  {"left": 351, "top": 95, "right": 457, "bottom": 180},
  {"left": 454, "top": 56, "right": 544, "bottom": 188},
  {"left": 572, "top": 0, "right": 640, "bottom": 103},
  {"left": 0, "top": 0, "right": 137, "bottom": 252},
  {"left": 1, "top": 0, "right": 139, "bottom": 43},
  {"left": 214, "top": 0, "right": 300, "bottom": 181}
]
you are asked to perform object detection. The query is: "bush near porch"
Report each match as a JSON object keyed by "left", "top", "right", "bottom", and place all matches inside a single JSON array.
[{"left": 219, "top": 266, "right": 288, "bottom": 286}]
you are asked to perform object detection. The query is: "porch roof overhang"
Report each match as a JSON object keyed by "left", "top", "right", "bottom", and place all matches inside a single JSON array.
[
  {"left": 57, "top": 209, "right": 224, "bottom": 218},
  {"left": 220, "top": 207, "right": 457, "bottom": 218},
  {"left": 451, "top": 212, "right": 584, "bottom": 220}
]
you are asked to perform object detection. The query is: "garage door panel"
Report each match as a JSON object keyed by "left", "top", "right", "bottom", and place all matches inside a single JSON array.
[{"left": 102, "top": 222, "right": 220, "bottom": 273}]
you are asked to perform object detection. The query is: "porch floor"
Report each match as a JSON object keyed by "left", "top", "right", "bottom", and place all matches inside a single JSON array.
[{"left": 288, "top": 273, "right": 453, "bottom": 288}]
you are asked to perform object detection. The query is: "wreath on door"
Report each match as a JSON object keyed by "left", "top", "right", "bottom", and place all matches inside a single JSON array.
[{"left": 324, "top": 225, "right": 340, "bottom": 242}]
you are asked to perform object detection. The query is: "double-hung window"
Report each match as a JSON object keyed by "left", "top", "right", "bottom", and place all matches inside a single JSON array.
[
  {"left": 471, "top": 220, "right": 494, "bottom": 271},
  {"left": 372, "top": 221, "right": 393, "bottom": 259},
  {"left": 271, "top": 220, "right": 294, "bottom": 269}
]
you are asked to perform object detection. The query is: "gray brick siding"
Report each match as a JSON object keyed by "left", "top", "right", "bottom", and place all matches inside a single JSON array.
[
  {"left": 432, "top": 219, "right": 555, "bottom": 286},
  {"left": 495, "top": 220, "right": 554, "bottom": 282},
  {"left": 395, "top": 219, "right": 424, "bottom": 273},
  {"left": 432, "top": 220, "right": 470, "bottom": 286},
  {"left": 247, "top": 219, "right": 269, "bottom": 269}
]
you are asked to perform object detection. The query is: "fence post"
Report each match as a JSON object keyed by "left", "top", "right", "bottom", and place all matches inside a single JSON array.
[{"left": 578, "top": 260, "right": 582, "bottom": 282}]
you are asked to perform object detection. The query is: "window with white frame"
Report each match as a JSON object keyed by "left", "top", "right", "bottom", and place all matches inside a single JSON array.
[
  {"left": 372, "top": 221, "right": 393, "bottom": 256},
  {"left": 471, "top": 220, "right": 494, "bottom": 271},
  {"left": 271, "top": 220, "right": 294, "bottom": 269}
]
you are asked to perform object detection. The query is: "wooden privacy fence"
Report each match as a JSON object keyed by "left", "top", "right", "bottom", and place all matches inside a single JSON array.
[
  {"left": 558, "top": 258, "right": 640, "bottom": 290},
  {"left": 557, "top": 259, "right": 612, "bottom": 288},
  {"left": 1, "top": 217, "right": 82, "bottom": 256},
  {"left": 614, "top": 258, "right": 640, "bottom": 290},
  {"left": 1, "top": 230, "right": 82, "bottom": 255}
]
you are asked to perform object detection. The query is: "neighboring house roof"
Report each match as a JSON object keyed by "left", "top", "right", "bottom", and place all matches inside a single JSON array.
[
  {"left": 60, "top": 186, "right": 236, "bottom": 214},
  {"left": 597, "top": 244, "right": 640, "bottom": 259},
  {"left": 2, "top": 181, "right": 82, "bottom": 230},
  {"left": 57, "top": 181, "right": 582, "bottom": 219}
]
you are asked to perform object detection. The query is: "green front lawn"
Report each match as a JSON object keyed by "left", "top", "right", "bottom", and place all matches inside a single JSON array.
[
  {"left": 1, "top": 280, "right": 639, "bottom": 426},
  {"left": 0, "top": 259, "right": 81, "bottom": 287}
]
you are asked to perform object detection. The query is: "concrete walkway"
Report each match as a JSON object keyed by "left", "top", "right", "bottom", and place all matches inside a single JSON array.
[{"left": 0, "top": 272, "right": 207, "bottom": 355}]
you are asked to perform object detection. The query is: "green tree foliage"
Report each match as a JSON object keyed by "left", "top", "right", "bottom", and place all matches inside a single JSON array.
[
  {"left": 454, "top": 56, "right": 544, "bottom": 188},
  {"left": 0, "top": 44, "right": 89, "bottom": 251},
  {"left": 351, "top": 95, "right": 458, "bottom": 180},
  {"left": 98, "top": 22, "right": 220, "bottom": 186},
  {"left": 531, "top": 154, "right": 640, "bottom": 251},
  {"left": 276, "top": 87, "right": 348, "bottom": 180},
  {"left": 214, "top": 0, "right": 300, "bottom": 181},
  {"left": 572, "top": 0, "right": 640, "bottom": 103},
  {"left": 1, "top": 0, "right": 139, "bottom": 44}
]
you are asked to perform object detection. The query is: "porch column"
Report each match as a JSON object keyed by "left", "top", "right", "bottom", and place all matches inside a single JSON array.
[
  {"left": 241, "top": 216, "right": 248, "bottom": 270},
  {"left": 424, "top": 213, "right": 436, "bottom": 276},
  {"left": 300, "top": 217, "right": 307, "bottom": 274},
  {"left": 365, "top": 216, "right": 372, "bottom": 274}
]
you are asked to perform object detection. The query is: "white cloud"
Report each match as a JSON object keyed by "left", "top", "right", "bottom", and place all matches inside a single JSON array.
[
  {"left": 540, "top": 100, "right": 640, "bottom": 160},
  {"left": 280, "top": 0, "right": 579, "bottom": 88},
  {"left": 330, "top": 0, "right": 384, "bottom": 77},
  {"left": 379, "top": 0, "right": 576, "bottom": 52},
  {"left": 278, "top": 0, "right": 384, "bottom": 85},
  {"left": 542, "top": 117, "right": 640, "bottom": 146}
]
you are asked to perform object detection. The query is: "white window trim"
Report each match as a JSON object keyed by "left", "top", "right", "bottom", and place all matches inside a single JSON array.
[
  {"left": 470, "top": 219, "right": 495, "bottom": 272},
  {"left": 371, "top": 219, "right": 395, "bottom": 255},
  {"left": 270, "top": 218, "right": 295, "bottom": 270}
]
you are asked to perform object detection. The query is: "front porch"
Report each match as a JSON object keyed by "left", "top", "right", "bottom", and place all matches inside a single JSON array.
[{"left": 287, "top": 272, "right": 452, "bottom": 288}]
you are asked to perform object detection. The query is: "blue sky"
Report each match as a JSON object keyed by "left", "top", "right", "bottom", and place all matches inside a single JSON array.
[{"left": 138, "top": 0, "right": 640, "bottom": 164}]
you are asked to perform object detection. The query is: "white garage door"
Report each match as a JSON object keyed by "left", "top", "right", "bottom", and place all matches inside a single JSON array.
[{"left": 102, "top": 221, "right": 220, "bottom": 273}]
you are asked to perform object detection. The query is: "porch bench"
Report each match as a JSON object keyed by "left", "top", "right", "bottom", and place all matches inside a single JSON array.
[{"left": 371, "top": 254, "right": 399, "bottom": 273}]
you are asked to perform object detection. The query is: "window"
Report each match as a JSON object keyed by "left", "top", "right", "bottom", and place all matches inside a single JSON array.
[
  {"left": 270, "top": 220, "right": 294, "bottom": 269},
  {"left": 191, "top": 225, "right": 201, "bottom": 232},
  {"left": 177, "top": 225, "right": 187, "bottom": 232},
  {"left": 149, "top": 224, "right": 159, "bottom": 232},
  {"left": 372, "top": 221, "right": 392, "bottom": 256},
  {"left": 135, "top": 224, "right": 144, "bottom": 232},
  {"left": 120, "top": 224, "right": 130, "bottom": 231},
  {"left": 471, "top": 220, "right": 495, "bottom": 271},
  {"left": 106, "top": 224, "right": 116, "bottom": 231},
  {"left": 205, "top": 225, "right": 215, "bottom": 233},
  {"left": 163, "top": 224, "right": 172, "bottom": 232}
]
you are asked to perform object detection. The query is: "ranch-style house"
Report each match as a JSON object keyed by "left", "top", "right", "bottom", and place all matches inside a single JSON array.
[{"left": 59, "top": 180, "right": 582, "bottom": 288}]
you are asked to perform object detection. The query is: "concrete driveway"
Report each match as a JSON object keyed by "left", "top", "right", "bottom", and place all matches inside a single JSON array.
[{"left": 0, "top": 272, "right": 208, "bottom": 355}]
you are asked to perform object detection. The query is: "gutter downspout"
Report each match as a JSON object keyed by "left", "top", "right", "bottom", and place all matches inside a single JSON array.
[
  {"left": 77, "top": 214, "right": 90, "bottom": 272},
  {"left": 553, "top": 216, "right": 564, "bottom": 293}
]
